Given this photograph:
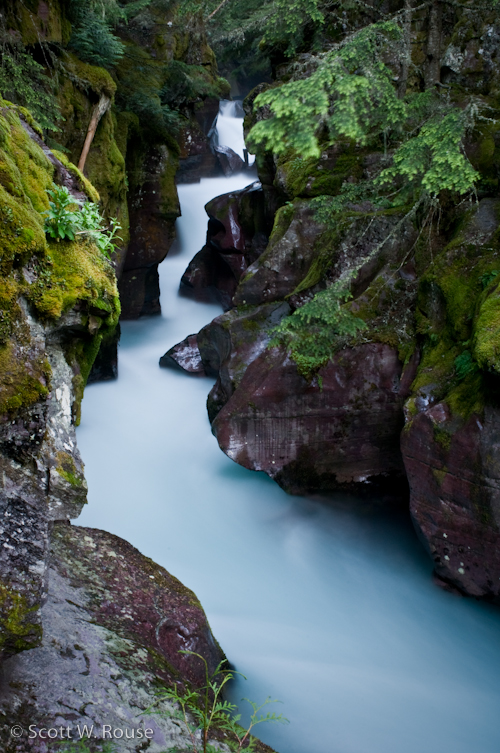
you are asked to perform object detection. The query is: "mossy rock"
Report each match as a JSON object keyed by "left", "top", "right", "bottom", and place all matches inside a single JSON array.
[
  {"left": 0, "top": 107, "right": 52, "bottom": 271},
  {"left": 0, "top": 582, "right": 42, "bottom": 655},
  {"left": 408, "top": 201, "right": 500, "bottom": 419},
  {"left": 61, "top": 53, "right": 117, "bottom": 98},
  {"left": 0, "top": 339, "right": 51, "bottom": 417},
  {"left": 276, "top": 144, "right": 364, "bottom": 199},
  {"left": 473, "top": 277, "right": 500, "bottom": 373},
  {"left": 51, "top": 149, "right": 100, "bottom": 203},
  {"left": 28, "top": 238, "right": 120, "bottom": 324}
]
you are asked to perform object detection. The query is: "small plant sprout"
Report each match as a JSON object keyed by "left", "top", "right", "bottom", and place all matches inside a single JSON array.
[
  {"left": 43, "top": 184, "right": 122, "bottom": 258},
  {"left": 149, "top": 650, "right": 288, "bottom": 753}
]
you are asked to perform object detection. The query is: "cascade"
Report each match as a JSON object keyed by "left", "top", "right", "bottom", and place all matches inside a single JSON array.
[{"left": 77, "top": 103, "right": 500, "bottom": 753}]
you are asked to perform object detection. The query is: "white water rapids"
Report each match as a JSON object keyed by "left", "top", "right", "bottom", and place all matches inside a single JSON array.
[{"left": 77, "top": 102, "right": 500, "bottom": 753}]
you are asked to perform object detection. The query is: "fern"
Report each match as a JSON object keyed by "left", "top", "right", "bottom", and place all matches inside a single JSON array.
[
  {"left": 68, "top": 0, "right": 127, "bottom": 69},
  {"left": 270, "top": 283, "right": 367, "bottom": 378}
]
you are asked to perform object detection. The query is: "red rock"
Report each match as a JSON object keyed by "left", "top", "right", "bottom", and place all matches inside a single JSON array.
[
  {"left": 402, "top": 403, "right": 500, "bottom": 600},
  {"left": 211, "top": 342, "right": 416, "bottom": 496}
]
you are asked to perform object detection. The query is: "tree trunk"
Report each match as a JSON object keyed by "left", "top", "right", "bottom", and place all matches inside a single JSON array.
[
  {"left": 78, "top": 94, "right": 111, "bottom": 174},
  {"left": 398, "top": 0, "right": 414, "bottom": 99},
  {"left": 424, "top": 0, "right": 443, "bottom": 89}
]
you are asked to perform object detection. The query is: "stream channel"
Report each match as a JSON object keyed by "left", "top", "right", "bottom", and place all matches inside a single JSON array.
[{"left": 77, "top": 102, "right": 500, "bottom": 753}]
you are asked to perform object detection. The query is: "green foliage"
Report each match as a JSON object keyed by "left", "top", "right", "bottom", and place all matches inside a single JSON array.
[
  {"left": 263, "top": 0, "right": 324, "bottom": 53},
  {"left": 249, "top": 21, "right": 405, "bottom": 159},
  {"left": 150, "top": 651, "right": 287, "bottom": 753},
  {"left": 249, "top": 20, "right": 480, "bottom": 209},
  {"left": 480, "top": 270, "right": 500, "bottom": 289},
  {"left": 270, "top": 283, "right": 367, "bottom": 378},
  {"left": 44, "top": 185, "right": 81, "bottom": 241},
  {"left": 0, "top": 33, "right": 60, "bottom": 131},
  {"left": 68, "top": 2, "right": 125, "bottom": 69},
  {"left": 377, "top": 108, "right": 479, "bottom": 197},
  {"left": 43, "top": 184, "right": 122, "bottom": 257},
  {"left": 161, "top": 61, "right": 223, "bottom": 109},
  {"left": 454, "top": 350, "right": 478, "bottom": 380}
]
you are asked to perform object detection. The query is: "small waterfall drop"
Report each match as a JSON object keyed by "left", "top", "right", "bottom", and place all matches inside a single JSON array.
[
  {"left": 76, "top": 105, "right": 500, "bottom": 753},
  {"left": 216, "top": 99, "right": 254, "bottom": 163}
]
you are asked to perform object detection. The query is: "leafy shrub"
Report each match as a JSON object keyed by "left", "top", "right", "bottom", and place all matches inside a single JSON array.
[
  {"left": 150, "top": 651, "right": 287, "bottom": 753},
  {"left": 43, "top": 185, "right": 121, "bottom": 257}
]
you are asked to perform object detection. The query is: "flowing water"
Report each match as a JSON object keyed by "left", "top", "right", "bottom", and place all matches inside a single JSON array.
[{"left": 77, "top": 103, "right": 500, "bottom": 753}]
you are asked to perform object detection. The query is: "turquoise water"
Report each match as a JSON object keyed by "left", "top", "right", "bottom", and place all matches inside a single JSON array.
[{"left": 76, "top": 107, "right": 500, "bottom": 753}]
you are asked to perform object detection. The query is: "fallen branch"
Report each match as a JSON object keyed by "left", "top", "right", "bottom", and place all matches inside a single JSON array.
[{"left": 78, "top": 94, "right": 111, "bottom": 173}]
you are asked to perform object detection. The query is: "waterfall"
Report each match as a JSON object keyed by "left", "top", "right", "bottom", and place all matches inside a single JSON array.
[
  {"left": 215, "top": 99, "right": 254, "bottom": 163},
  {"left": 76, "top": 104, "right": 500, "bottom": 753}
]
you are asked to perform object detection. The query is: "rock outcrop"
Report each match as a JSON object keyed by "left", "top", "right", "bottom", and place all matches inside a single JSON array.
[
  {"left": 0, "top": 97, "right": 236, "bottom": 752},
  {"left": 160, "top": 333, "right": 207, "bottom": 375},
  {"left": 401, "top": 199, "right": 500, "bottom": 599},
  {"left": 0, "top": 102, "right": 120, "bottom": 657},
  {"left": 211, "top": 342, "right": 416, "bottom": 496},
  {"left": 181, "top": 180, "right": 276, "bottom": 308},
  {"left": 168, "top": 3, "right": 500, "bottom": 602},
  {"left": 0, "top": 523, "right": 224, "bottom": 752}
]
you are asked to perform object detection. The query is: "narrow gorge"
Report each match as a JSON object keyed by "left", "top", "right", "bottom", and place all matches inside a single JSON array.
[{"left": 1, "top": 1, "right": 500, "bottom": 752}]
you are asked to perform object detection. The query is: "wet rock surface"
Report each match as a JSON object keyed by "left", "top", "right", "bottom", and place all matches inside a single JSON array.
[
  {"left": 402, "top": 404, "right": 500, "bottom": 600},
  {"left": 211, "top": 342, "right": 414, "bottom": 496},
  {"left": 180, "top": 181, "right": 274, "bottom": 309},
  {"left": 0, "top": 523, "right": 225, "bottom": 752},
  {"left": 214, "top": 144, "right": 246, "bottom": 176},
  {"left": 160, "top": 334, "right": 207, "bottom": 375},
  {"left": 119, "top": 145, "right": 180, "bottom": 319}
]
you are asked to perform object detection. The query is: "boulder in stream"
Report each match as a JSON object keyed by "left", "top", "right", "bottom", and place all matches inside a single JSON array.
[{"left": 160, "top": 334, "right": 207, "bottom": 376}]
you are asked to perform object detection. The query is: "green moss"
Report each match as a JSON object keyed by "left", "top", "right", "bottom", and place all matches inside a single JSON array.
[
  {"left": 432, "top": 467, "right": 448, "bottom": 485},
  {"left": 269, "top": 202, "right": 295, "bottom": 245},
  {"left": 51, "top": 150, "right": 100, "bottom": 203},
  {"left": 0, "top": 106, "right": 55, "bottom": 273},
  {"left": 0, "top": 583, "right": 42, "bottom": 652},
  {"left": 289, "top": 226, "right": 343, "bottom": 296},
  {"left": 83, "top": 111, "right": 130, "bottom": 242},
  {"left": 447, "top": 369, "right": 485, "bottom": 419},
  {"left": 433, "top": 425, "right": 452, "bottom": 452},
  {"left": 277, "top": 147, "right": 364, "bottom": 199},
  {"left": 62, "top": 53, "right": 117, "bottom": 98},
  {"left": 473, "top": 278, "right": 500, "bottom": 372},
  {"left": 56, "top": 451, "right": 85, "bottom": 487},
  {"left": 0, "top": 341, "right": 50, "bottom": 416},
  {"left": 0, "top": 274, "right": 21, "bottom": 344},
  {"left": 28, "top": 238, "right": 120, "bottom": 323},
  {"left": 158, "top": 149, "right": 180, "bottom": 220},
  {"left": 65, "top": 332, "right": 104, "bottom": 425}
]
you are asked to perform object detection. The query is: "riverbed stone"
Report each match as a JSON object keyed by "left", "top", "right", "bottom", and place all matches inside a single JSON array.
[{"left": 160, "top": 333, "right": 207, "bottom": 375}]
